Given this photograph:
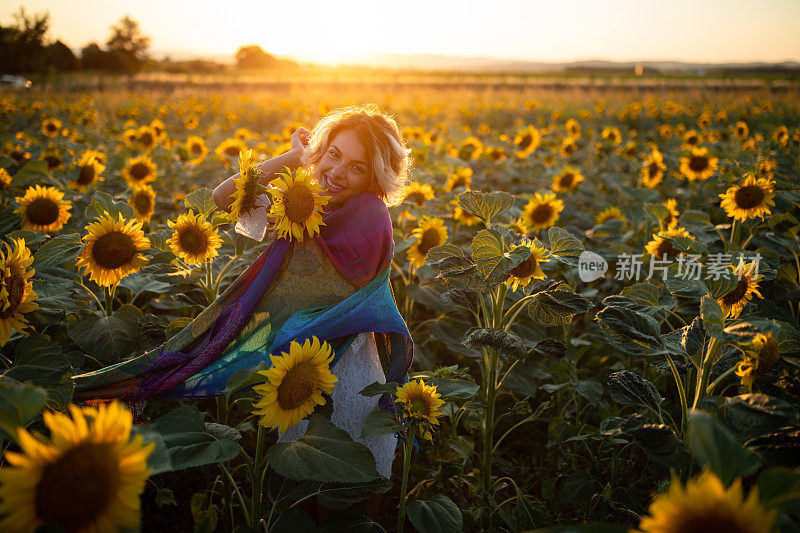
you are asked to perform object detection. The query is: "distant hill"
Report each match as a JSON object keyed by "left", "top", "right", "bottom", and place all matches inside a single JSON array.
[{"left": 338, "top": 54, "right": 800, "bottom": 75}]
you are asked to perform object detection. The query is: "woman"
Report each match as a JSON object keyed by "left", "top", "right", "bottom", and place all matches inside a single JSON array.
[{"left": 74, "top": 106, "right": 414, "bottom": 488}]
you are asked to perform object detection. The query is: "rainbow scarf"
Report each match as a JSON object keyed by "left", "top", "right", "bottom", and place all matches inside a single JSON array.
[{"left": 74, "top": 193, "right": 413, "bottom": 412}]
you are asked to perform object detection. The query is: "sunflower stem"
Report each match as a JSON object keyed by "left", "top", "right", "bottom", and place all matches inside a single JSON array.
[
  {"left": 396, "top": 425, "right": 415, "bottom": 533},
  {"left": 665, "top": 353, "right": 688, "bottom": 439},
  {"left": 212, "top": 255, "right": 239, "bottom": 296},
  {"left": 250, "top": 423, "right": 268, "bottom": 526},
  {"left": 104, "top": 285, "right": 114, "bottom": 316},
  {"left": 76, "top": 279, "right": 104, "bottom": 312}
]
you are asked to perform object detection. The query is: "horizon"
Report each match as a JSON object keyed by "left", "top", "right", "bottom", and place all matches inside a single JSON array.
[{"left": 3, "top": 0, "right": 799, "bottom": 66}]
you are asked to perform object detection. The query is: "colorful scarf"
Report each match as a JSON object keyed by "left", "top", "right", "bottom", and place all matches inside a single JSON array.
[{"left": 74, "top": 193, "right": 413, "bottom": 412}]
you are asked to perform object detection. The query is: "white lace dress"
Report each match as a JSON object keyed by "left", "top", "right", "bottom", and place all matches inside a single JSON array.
[{"left": 277, "top": 332, "right": 398, "bottom": 479}]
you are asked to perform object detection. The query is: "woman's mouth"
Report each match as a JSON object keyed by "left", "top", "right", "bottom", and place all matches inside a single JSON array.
[{"left": 323, "top": 173, "right": 345, "bottom": 192}]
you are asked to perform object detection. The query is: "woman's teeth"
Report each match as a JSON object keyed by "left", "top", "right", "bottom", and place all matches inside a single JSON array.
[{"left": 325, "top": 175, "right": 345, "bottom": 192}]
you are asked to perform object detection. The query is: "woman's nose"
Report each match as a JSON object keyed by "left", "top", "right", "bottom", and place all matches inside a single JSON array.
[{"left": 331, "top": 162, "right": 347, "bottom": 177}]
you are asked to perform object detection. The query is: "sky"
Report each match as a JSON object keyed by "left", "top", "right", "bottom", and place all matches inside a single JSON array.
[{"left": 2, "top": 0, "right": 799, "bottom": 65}]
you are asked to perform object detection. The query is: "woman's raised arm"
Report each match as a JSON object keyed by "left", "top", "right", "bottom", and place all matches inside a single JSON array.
[{"left": 212, "top": 128, "right": 309, "bottom": 212}]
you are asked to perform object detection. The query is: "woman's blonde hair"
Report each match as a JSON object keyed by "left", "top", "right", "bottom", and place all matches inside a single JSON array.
[{"left": 301, "top": 105, "right": 411, "bottom": 206}]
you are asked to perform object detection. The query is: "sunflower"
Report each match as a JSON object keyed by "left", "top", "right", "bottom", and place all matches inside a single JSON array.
[
  {"left": 457, "top": 136, "right": 483, "bottom": 161},
  {"left": 445, "top": 166, "right": 473, "bottom": 191},
  {"left": 0, "top": 168, "right": 12, "bottom": 190},
  {"left": 513, "top": 126, "right": 541, "bottom": 159},
  {"left": 565, "top": 119, "right": 581, "bottom": 139},
  {"left": 735, "top": 332, "right": 780, "bottom": 388},
  {"left": 136, "top": 125, "right": 158, "bottom": 151},
  {"left": 400, "top": 182, "right": 435, "bottom": 207},
  {"left": 756, "top": 157, "right": 776, "bottom": 179},
  {"left": 658, "top": 124, "right": 673, "bottom": 138},
  {"left": 0, "top": 238, "right": 38, "bottom": 347},
  {"left": 215, "top": 137, "right": 247, "bottom": 168},
  {"left": 185, "top": 135, "right": 208, "bottom": 165},
  {"left": 680, "top": 147, "right": 718, "bottom": 181},
  {"left": 559, "top": 137, "right": 577, "bottom": 158},
  {"left": 149, "top": 118, "right": 167, "bottom": 140},
  {"left": 616, "top": 140, "right": 638, "bottom": 159},
  {"left": 128, "top": 184, "right": 156, "bottom": 223},
  {"left": 41, "top": 118, "right": 62, "bottom": 138},
  {"left": 595, "top": 206, "right": 626, "bottom": 226},
  {"left": 645, "top": 226, "right": 694, "bottom": 259},
  {"left": 76, "top": 211, "right": 150, "bottom": 287},
  {"left": 252, "top": 336, "right": 338, "bottom": 433},
  {"left": 14, "top": 185, "right": 72, "bottom": 233},
  {"left": 601, "top": 126, "right": 622, "bottom": 146},
  {"left": 719, "top": 174, "right": 776, "bottom": 222},
  {"left": 506, "top": 239, "right": 549, "bottom": 291},
  {"left": 42, "top": 148, "right": 64, "bottom": 173},
  {"left": 662, "top": 198, "right": 680, "bottom": 229},
  {"left": 394, "top": 379, "right": 445, "bottom": 427},
  {"left": 636, "top": 470, "right": 776, "bottom": 533},
  {"left": 509, "top": 218, "right": 529, "bottom": 236},
  {"left": 552, "top": 166, "right": 584, "bottom": 193},
  {"left": 640, "top": 148, "right": 667, "bottom": 188},
  {"left": 773, "top": 125, "right": 789, "bottom": 147},
  {"left": 184, "top": 114, "right": 199, "bottom": 130},
  {"left": 122, "top": 155, "right": 157, "bottom": 187},
  {"left": 167, "top": 210, "right": 222, "bottom": 264},
  {"left": 5, "top": 141, "right": 31, "bottom": 164},
  {"left": 0, "top": 401, "right": 154, "bottom": 533},
  {"left": 407, "top": 216, "right": 448, "bottom": 268},
  {"left": 268, "top": 166, "right": 328, "bottom": 242},
  {"left": 71, "top": 152, "right": 106, "bottom": 192},
  {"left": 718, "top": 259, "right": 763, "bottom": 318},
  {"left": 682, "top": 129, "right": 702, "bottom": 149},
  {"left": 121, "top": 128, "right": 139, "bottom": 149},
  {"left": 227, "top": 149, "right": 262, "bottom": 222},
  {"left": 697, "top": 113, "right": 712, "bottom": 130},
  {"left": 734, "top": 121, "right": 749, "bottom": 141},
  {"left": 521, "top": 192, "right": 564, "bottom": 232}
]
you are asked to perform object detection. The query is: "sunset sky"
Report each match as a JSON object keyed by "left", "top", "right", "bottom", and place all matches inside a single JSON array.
[{"left": 3, "top": 0, "right": 799, "bottom": 65}]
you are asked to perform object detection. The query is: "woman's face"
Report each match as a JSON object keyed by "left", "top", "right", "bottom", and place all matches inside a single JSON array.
[{"left": 314, "top": 128, "right": 373, "bottom": 206}]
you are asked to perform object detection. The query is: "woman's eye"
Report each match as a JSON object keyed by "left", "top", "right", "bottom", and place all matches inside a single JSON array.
[
  {"left": 352, "top": 165, "right": 365, "bottom": 174},
  {"left": 329, "top": 149, "right": 339, "bottom": 159}
]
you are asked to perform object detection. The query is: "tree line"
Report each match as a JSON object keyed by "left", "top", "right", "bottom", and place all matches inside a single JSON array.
[{"left": 0, "top": 7, "right": 296, "bottom": 76}]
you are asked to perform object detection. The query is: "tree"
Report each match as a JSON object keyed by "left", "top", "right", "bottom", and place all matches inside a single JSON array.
[
  {"left": 105, "top": 15, "right": 150, "bottom": 74},
  {"left": 0, "top": 7, "right": 50, "bottom": 73},
  {"left": 235, "top": 45, "right": 280, "bottom": 69},
  {"left": 47, "top": 40, "right": 78, "bottom": 71}
]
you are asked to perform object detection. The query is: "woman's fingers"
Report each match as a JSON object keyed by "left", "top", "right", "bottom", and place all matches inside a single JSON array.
[{"left": 291, "top": 127, "right": 310, "bottom": 149}]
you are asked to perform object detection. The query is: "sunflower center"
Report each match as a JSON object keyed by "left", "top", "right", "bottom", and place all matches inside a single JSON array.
[
  {"left": 11, "top": 149, "right": 25, "bottom": 162},
  {"left": 722, "top": 277, "right": 749, "bottom": 306},
  {"left": 135, "top": 193, "right": 153, "bottom": 214},
  {"left": 26, "top": 197, "right": 60, "bottom": 226},
  {"left": 178, "top": 227, "right": 209, "bottom": 255},
  {"left": 409, "top": 397, "right": 429, "bottom": 416},
  {"left": 45, "top": 155, "right": 62, "bottom": 170},
  {"left": 562, "top": 143, "right": 576, "bottom": 155},
  {"left": 648, "top": 162, "right": 660, "bottom": 178},
  {"left": 689, "top": 156, "right": 709, "bottom": 172},
  {"left": 418, "top": 228, "right": 442, "bottom": 257},
  {"left": 654, "top": 239, "right": 679, "bottom": 259},
  {"left": 92, "top": 231, "right": 137, "bottom": 270},
  {"left": 45, "top": 122, "right": 57, "bottom": 133},
  {"left": 734, "top": 185, "right": 766, "bottom": 210},
  {"left": 686, "top": 135, "right": 698, "bottom": 145},
  {"left": 408, "top": 192, "right": 426, "bottom": 206},
  {"left": 452, "top": 176, "right": 468, "bottom": 188},
  {"left": 673, "top": 510, "right": 751, "bottom": 533},
  {"left": 277, "top": 361, "right": 317, "bottom": 410},
  {"left": 737, "top": 126, "right": 746, "bottom": 137},
  {"left": 559, "top": 173, "right": 574, "bottom": 187},
  {"left": 284, "top": 184, "right": 315, "bottom": 224},
  {"left": 77, "top": 165, "right": 96, "bottom": 185},
  {"left": 140, "top": 131, "right": 154, "bottom": 147},
  {"left": 0, "top": 268, "right": 24, "bottom": 317},
  {"left": 510, "top": 254, "right": 538, "bottom": 278},
  {"left": 129, "top": 162, "right": 151, "bottom": 182},
  {"left": 530, "top": 204, "right": 554, "bottom": 225},
  {"left": 224, "top": 145, "right": 240, "bottom": 157},
  {"left": 35, "top": 443, "right": 119, "bottom": 531},
  {"left": 191, "top": 142, "right": 203, "bottom": 155},
  {"left": 518, "top": 133, "right": 532, "bottom": 149},
  {"left": 757, "top": 339, "right": 780, "bottom": 375}
]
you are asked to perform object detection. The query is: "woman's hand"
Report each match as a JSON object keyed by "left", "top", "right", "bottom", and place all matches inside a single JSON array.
[{"left": 290, "top": 127, "right": 310, "bottom": 154}]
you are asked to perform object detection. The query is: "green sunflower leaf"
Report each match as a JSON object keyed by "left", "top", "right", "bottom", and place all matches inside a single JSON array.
[
  {"left": 687, "top": 411, "right": 761, "bottom": 486},
  {"left": 407, "top": 494, "right": 463, "bottom": 533},
  {"left": 547, "top": 227, "right": 584, "bottom": 266},
  {"left": 360, "top": 409, "right": 402, "bottom": 438},
  {"left": 185, "top": 187, "right": 217, "bottom": 219},
  {"left": 457, "top": 190, "right": 514, "bottom": 226},
  {"left": 470, "top": 228, "right": 530, "bottom": 285},
  {"left": 268, "top": 414, "right": 380, "bottom": 483},
  {"left": 594, "top": 306, "right": 669, "bottom": 356},
  {"left": 0, "top": 377, "right": 48, "bottom": 445},
  {"left": 67, "top": 304, "right": 143, "bottom": 363},
  {"left": 528, "top": 289, "right": 593, "bottom": 327},
  {"left": 85, "top": 190, "right": 135, "bottom": 221}
]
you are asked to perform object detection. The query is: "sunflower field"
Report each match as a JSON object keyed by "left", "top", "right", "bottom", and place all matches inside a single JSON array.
[{"left": 0, "top": 80, "right": 799, "bottom": 532}]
